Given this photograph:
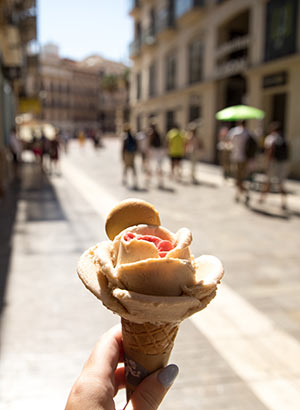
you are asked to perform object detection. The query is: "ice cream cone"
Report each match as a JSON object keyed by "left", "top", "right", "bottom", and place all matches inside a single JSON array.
[
  {"left": 77, "top": 199, "right": 224, "bottom": 401},
  {"left": 121, "top": 318, "right": 179, "bottom": 399}
]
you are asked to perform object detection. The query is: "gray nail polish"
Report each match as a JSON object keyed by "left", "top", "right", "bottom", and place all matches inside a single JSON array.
[{"left": 158, "top": 364, "right": 179, "bottom": 388}]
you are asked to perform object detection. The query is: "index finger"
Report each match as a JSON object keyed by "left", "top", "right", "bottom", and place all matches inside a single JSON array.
[{"left": 83, "top": 324, "right": 124, "bottom": 380}]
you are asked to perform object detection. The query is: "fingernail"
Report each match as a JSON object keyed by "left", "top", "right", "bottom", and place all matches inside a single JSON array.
[{"left": 158, "top": 364, "right": 179, "bottom": 388}]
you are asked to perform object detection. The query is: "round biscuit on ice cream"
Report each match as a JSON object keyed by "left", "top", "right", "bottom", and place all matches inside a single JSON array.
[{"left": 105, "top": 198, "right": 161, "bottom": 240}]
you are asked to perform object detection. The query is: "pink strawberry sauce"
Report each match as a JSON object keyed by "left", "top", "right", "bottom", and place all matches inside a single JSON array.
[{"left": 123, "top": 232, "right": 174, "bottom": 257}]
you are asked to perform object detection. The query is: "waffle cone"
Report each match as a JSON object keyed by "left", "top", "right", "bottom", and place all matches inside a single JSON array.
[{"left": 121, "top": 318, "right": 179, "bottom": 399}]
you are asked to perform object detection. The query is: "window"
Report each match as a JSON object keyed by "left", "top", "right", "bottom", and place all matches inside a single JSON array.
[
  {"left": 158, "top": 0, "right": 175, "bottom": 31},
  {"left": 189, "top": 104, "right": 201, "bottom": 122},
  {"left": 135, "top": 21, "right": 142, "bottom": 44},
  {"left": 188, "top": 38, "right": 203, "bottom": 84},
  {"left": 166, "top": 110, "right": 175, "bottom": 132},
  {"left": 149, "top": 8, "right": 156, "bottom": 36},
  {"left": 136, "top": 113, "right": 142, "bottom": 132},
  {"left": 165, "top": 53, "right": 177, "bottom": 91},
  {"left": 175, "top": 0, "right": 204, "bottom": 18},
  {"left": 175, "top": 0, "right": 192, "bottom": 17},
  {"left": 264, "top": 0, "right": 298, "bottom": 61},
  {"left": 136, "top": 72, "right": 142, "bottom": 100},
  {"left": 148, "top": 112, "right": 156, "bottom": 126},
  {"left": 124, "top": 108, "right": 130, "bottom": 123},
  {"left": 131, "top": 0, "right": 140, "bottom": 9},
  {"left": 148, "top": 63, "right": 156, "bottom": 97}
]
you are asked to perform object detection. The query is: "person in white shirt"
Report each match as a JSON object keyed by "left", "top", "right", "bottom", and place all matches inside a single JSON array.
[
  {"left": 259, "top": 122, "right": 289, "bottom": 210},
  {"left": 136, "top": 129, "right": 150, "bottom": 177},
  {"left": 227, "top": 120, "right": 250, "bottom": 203}
]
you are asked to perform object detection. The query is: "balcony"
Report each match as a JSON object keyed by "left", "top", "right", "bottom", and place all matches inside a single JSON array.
[
  {"left": 129, "top": 0, "right": 141, "bottom": 17},
  {"left": 175, "top": 0, "right": 206, "bottom": 24},
  {"left": 215, "top": 35, "right": 250, "bottom": 60},
  {"left": 157, "top": 7, "right": 176, "bottom": 39},
  {"left": 141, "top": 26, "right": 157, "bottom": 50},
  {"left": 129, "top": 38, "right": 142, "bottom": 59}
]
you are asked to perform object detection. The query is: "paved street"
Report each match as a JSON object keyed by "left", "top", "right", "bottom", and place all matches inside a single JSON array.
[{"left": 0, "top": 138, "right": 300, "bottom": 410}]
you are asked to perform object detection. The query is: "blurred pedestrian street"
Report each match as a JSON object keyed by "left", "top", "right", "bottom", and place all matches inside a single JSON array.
[{"left": 1, "top": 138, "right": 300, "bottom": 410}]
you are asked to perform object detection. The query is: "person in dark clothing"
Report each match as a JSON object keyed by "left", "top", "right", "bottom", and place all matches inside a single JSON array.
[
  {"left": 121, "top": 124, "right": 138, "bottom": 189},
  {"left": 49, "top": 133, "right": 60, "bottom": 175}
]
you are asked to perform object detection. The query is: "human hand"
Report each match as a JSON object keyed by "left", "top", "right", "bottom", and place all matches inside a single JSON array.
[{"left": 65, "top": 325, "right": 179, "bottom": 410}]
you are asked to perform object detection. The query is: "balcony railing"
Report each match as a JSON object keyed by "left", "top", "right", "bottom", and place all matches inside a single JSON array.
[
  {"left": 130, "top": 24, "right": 157, "bottom": 56},
  {"left": 157, "top": 7, "right": 175, "bottom": 33},
  {"left": 142, "top": 26, "right": 156, "bottom": 47},
  {"left": 129, "top": 38, "right": 142, "bottom": 58},
  {"left": 215, "top": 35, "right": 250, "bottom": 60}
]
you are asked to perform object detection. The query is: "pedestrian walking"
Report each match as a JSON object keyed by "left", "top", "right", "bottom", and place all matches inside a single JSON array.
[
  {"left": 78, "top": 130, "right": 86, "bottom": 147},
  {"left": 61, "top": 130, "right": 70, "bottom": 153},
  {"left": 167, "top": 124, "right": 185, "bottom": 181},
  {"left": 8, "top": 127, "right": 22, "bottom": 179},
  {"left": 31, "top": 135, "right": 43, "bottom": 165},
  {"left": 185, "top": 122, "right": 204, "bottom": 184},
  {"left": 227, "top": 120, "right": 252, "bottom": 204},
  {"left": 148, "top": 123, "right": 165, "bottom": 188},
  {"left": 259, "top": 121, "right": 289, "bottom": 210},
  {"left": 121, "top": 124, "right": 138, "bottom": 189},
  {"left": 217, "top": 125, "right": 232, "bottom": 179},
  {"left": 49, "top": 132, "right": 60, "bottom": 175},
  {"left": 41, "top": 131, "right": 50, "bottom": 170},
  {"left": 92, "top": 129, "right": 102, "bottom": 149}
]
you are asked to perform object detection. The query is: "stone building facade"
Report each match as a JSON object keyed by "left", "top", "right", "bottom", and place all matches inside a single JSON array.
[
  {"left": 129, "top": 0, "right": 300, "bottom": 177},
  {"left": 40, "top": 46, "right": 129, "bottom": 135},
  {"left": 81, "top": 56, "right": 129, "bottom": 134},
  {"left": 0, "top": 0, "right": 39, "bottom": 145},
  {"left": 0, "top": 0, "right": 38, "bottom": 194},
  {"left": 40, "top": 45, "right": 98, "bottom": 134}
]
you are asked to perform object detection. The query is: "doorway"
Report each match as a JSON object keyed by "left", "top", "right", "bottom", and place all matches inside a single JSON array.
[{"left": 271, "top": 93, "right": 287, "bottom": 134}]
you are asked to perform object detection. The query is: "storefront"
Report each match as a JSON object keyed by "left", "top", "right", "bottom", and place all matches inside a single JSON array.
[{"left": 0, "top": 60, "right": 16, "bottom": 195}]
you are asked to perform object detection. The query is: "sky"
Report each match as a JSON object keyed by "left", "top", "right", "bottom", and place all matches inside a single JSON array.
[{"left": 38, "top": 0, "right": 133, "bottom": 64}]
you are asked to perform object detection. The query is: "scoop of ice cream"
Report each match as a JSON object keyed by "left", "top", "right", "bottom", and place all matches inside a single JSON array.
[
  {"left": 110, "top": 224, "right": 195, "bottom": 296},
  {"left": 78, "top": 223, "right": 223, "bottom": 324},
  {"left": 123, "top": 232, "right": 174, "bottom": 257}
]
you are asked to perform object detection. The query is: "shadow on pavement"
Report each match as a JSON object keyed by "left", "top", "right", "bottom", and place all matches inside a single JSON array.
[
  {"left": 157, "top": 185, "right": 176, "bottom": 193},
  {"left": 249, "top": 206, "right": 290, "bottom": 220},
  {"left": 20, "top": 164, "right": 65, "bottom": 222},
  {"left": 177, "top": 179, "right": 218, "bottom": 189},
  {"left": 194, "top": 180, "right": 218, "bottom": 189},
  {"left": 0, "top": 163, "right": 66, "bottom": 320},
  {"left": 289, "top": 210, "right": 300, "bottom": 218},
  {"left": 128, "top": 186, "right": 148, "bottom": 193}
]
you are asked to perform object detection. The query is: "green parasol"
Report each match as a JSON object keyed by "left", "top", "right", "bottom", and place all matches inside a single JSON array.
[{"left": 216, "top": 105, "right": 265, "bottom": 121}]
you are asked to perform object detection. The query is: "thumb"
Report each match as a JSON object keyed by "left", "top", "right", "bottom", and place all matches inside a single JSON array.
[{"left": 124, "top": 364, "right": 179, "bottom": 410}]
